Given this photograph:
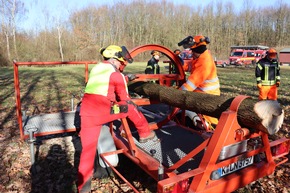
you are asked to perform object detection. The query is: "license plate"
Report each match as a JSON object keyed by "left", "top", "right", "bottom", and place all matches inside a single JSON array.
[{"left": 219, "top": 156, "right": 254, "bottom": 177}]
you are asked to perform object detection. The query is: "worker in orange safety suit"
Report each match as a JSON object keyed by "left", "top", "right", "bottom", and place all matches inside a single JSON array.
[
  {"left": 255, "top": 48, "right": 280, "bottom": 100},
  {"left": 77, "top": 45, "right": 156, "bottom": 193},
  {"left": 178, "top": 35, "right": 220, "bottom": 129}
]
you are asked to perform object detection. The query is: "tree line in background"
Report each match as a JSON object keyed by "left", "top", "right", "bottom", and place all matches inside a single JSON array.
[{"left": 1, "top": 0, "right": 290, "bottom": 66}]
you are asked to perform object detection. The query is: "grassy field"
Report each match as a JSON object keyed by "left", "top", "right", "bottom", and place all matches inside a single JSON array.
[
  {"left": 0, "top": 63, "right": 289, "bottom": 192},
  {"left": 2, "top": 63, "right": 289, "bottom": 118}
]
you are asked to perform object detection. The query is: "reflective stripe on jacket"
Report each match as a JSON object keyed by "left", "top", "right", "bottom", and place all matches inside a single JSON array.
[
  {"left": 255, "top": 58, "right": 280, "bottom": 86},
  {"left": 145, "top": 57, "right": 160, "bottom": 74},
  {"left": 181, "top": 50, "right": 220, "bottom": 95}
]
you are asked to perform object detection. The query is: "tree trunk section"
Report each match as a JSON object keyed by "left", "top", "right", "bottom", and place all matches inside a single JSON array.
[{"left": 129, "top": 82, "right": 284, "bottom": 135}]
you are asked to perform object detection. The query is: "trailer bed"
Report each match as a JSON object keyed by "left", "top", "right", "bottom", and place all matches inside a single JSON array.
[
  {"left": 22, "top": 111, "right": 76, "bottom": 135},
  {"left": 112, "top": 103, "right": 205, "bottom": 174},
  {"left": 115, "top": 124, "right": 204, "bottom": 174}
]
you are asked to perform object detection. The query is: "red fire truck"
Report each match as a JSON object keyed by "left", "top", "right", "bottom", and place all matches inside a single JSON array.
[{"left": 229, "top": 45, "right": 268, "bottom": 66}]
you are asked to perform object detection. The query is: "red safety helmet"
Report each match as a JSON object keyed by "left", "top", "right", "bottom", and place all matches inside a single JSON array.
[
  {"left": 151, "top": 50, "right": 160, "bottom": 56},
  {"left": 174, "top": 49, "right": 181, "bottom": 55},
  {"left": 191, "top": 35, "right": 210, "bottom": 49},
  {"left": 267, "top": 48, "right": 277, "bottom": 60}
]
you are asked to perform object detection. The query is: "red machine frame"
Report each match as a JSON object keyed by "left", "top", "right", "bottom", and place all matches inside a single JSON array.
[
  {"left": 101, "top": 45, "right": 289, "bottom": 193},
  {"left": 13, "top": 61, "right": 96, "bottom": 139},
  {"left": 13, "top": 45, "right": 290, "bottom": 193},
  {"left": 103, "top": 96, "right": 289, "bottom": 193}
]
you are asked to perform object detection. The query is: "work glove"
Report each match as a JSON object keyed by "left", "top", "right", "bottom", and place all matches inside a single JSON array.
[
  {"left": 126, "top": 74, "right": 137, "bottom": 81},
  {"left": 257, "top": 83, "right": 262, "bottom": 89},
  {"left": 276, "top": 81, "right": 280, "bottom": 87}
]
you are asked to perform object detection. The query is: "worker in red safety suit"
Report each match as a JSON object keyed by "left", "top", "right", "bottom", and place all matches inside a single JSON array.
[
  {"left": 77, "top": 45, "right": 156, "bottom": 193},
  {"left": 255, "top": 48, "right": 280, "bottom": 100},
  {"left": 178, "top": 35, "right": 220, "bottom": 129}
]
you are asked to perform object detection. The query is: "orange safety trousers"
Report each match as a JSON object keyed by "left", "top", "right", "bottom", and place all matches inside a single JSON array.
[{"left": 258, "top": 85, "right": 278, "bottom": 100}]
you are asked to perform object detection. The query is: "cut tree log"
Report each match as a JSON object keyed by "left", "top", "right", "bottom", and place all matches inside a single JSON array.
[{"left": 129, "top": 82, "right": 284, "bottom": 135}]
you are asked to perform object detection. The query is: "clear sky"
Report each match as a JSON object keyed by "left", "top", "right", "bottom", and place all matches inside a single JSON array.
[{"left": 19, "top": 0, "right": 289, "bottom": 32}]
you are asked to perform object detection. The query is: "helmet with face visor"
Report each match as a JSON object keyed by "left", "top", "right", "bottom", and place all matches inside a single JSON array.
[{"left": 100, "top": 45, "right": 133, "bottom": 63}]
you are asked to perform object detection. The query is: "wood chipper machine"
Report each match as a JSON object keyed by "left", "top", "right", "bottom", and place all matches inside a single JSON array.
[
  {"left": 99, "top": 44, "right": 290, "bottom": 193},
  {"left": 13, "top": 44, "right": 290, "bottom": 193}
]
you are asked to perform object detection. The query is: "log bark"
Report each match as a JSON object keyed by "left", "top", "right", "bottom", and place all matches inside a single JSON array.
[{"left": 129, "top": 82, "right": 284, "bottom": 135}]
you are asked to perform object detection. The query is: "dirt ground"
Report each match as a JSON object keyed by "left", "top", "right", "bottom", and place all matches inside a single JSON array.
[{"left": 0, "top": 111, "right": 289, "bottom": 193}]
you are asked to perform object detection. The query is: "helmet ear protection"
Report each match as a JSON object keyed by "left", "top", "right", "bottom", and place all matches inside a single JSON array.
[
  {"left": 199, "top": 36, "right": 210, "bottom": 44},
  {"left": 205, "top": 36, "right": 210, "bottom": 44},
  {"left": 115, "top": 51, "right": 123, "bottom": 58},
  {"left": 194, "top": 36, "right": 210, "bottom": 45}
]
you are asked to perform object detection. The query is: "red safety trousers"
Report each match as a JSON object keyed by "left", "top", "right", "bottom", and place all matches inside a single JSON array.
[{"left": 77, "top": 103, "right": 150, "bottom": 193}]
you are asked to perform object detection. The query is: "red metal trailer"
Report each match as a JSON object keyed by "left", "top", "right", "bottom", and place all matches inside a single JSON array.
[
  {"left": 14, "top": 45, "right": 290, "bottom": 193},
  {"left": 100, "top": 45, "right": 290, "bottom": 193}
]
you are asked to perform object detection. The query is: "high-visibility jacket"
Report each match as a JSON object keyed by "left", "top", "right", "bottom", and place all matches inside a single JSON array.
[
  {"left": 181, "top": 49, "right": 220, "bottom": 95},
  {"left": 255, "top": 58, "right": 280, "bottom": 86},
  {"left": 182, "top": 59, "right": 193, "bottom": 72},
  {"left": 80, "top": 61, "right": 131, "bottom": 123}
]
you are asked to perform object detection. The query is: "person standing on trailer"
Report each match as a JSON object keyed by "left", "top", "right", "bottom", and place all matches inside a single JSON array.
[
  {"left": 178, "top": 35, "right": 220, "bottom": 129},
  {"left": 255, "top": 48, "right": 280, "bottom": 100},
  {"left": 77, "top": 45, "right": 156, "bottom": 193}
]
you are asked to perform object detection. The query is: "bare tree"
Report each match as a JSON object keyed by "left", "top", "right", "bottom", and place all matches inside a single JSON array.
[
  {"left": 56, "top": 25, "right": 64, "bottom": 61},
  {"left": 1, "top": 0, "right": 290, "bottom": 65},
  {"left": 1, "top": 0, "right": 11, "bottom": 61},
  {"left": 272, "top": 1, "right": 289, "bottom": 47},
  {"left": 10, "top": 0, "right": 17, "bottom": 59},
  {"left": 0, "top": 0, "right": 25, "bottom": 61}
]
